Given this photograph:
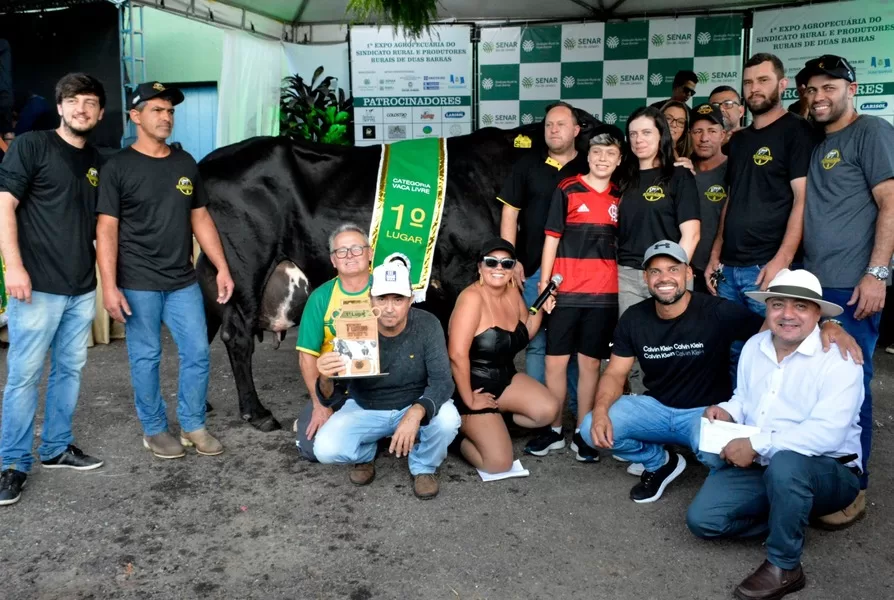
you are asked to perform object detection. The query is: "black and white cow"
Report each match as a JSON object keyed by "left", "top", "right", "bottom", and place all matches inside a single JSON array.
[{"left": 197, "top": 114, "right": 600, "bottom": 431}]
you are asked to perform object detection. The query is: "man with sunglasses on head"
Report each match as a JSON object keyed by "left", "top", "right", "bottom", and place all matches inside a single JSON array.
[
  {"left": 295, "top": 223, "right": 375, "bottom": 460},
  {"left": 800, "top": 54, "right": 894, "bottom": 527},
  {"left": 650, "top": 70, "right": 698, "bottom": 109}
]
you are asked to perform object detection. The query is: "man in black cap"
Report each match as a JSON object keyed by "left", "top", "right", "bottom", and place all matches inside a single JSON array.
[
  {"left": 96, "top": 82, "right": 234, "bottom": 460},
  {"left": 689, "top": 104, "right": 728, "bottom": 292},
  {"left": 800, "top": 54, "right": 894, "bottom": 526}
]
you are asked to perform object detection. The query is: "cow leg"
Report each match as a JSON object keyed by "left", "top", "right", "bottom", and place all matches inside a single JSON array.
[{"left": 220, "top": 306, "right": 282, "bottom": 432}]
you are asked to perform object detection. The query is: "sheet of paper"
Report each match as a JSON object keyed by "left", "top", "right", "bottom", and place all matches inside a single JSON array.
[
  {"left": 477, "top": 459, "right": 530, "bottom": 482},
  {"left": 698, "top": 417, "right": 762, "bottom": 454}
]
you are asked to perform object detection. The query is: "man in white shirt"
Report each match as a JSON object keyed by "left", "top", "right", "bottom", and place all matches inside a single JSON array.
[{"left": 686, "top": 269, "right": 863, "bottom": 600}]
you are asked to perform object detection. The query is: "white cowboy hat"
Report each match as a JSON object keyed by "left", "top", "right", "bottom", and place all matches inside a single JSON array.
[{"left": 745, "top": 269, "right": 843, "bottom": 317}]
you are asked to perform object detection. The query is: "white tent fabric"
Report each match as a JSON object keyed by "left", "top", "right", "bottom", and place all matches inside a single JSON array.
[
  {"left": 216, "top": 31, "right": 283, "bottom": 147},
  {"left": 281, "top": 41, "right": 351, "bottom": 94}
]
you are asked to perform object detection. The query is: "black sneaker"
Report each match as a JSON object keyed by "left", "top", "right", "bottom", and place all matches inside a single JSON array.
[
  {"left": 569, "top": 431, "right": 600, "bottom": 463},
  {"left": 630, "top": 451, "right": 687, "bottom": 504},
  {"left": 524, "top": 429, "right": 566, "bottom": 456},
  {"left": 0, "top": 469, "right": 27, "bottom": 506},
  {"left": 40, "top": 445, "right": 104, "bottom": 471}
]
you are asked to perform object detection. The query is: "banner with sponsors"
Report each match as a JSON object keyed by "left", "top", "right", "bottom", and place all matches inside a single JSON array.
[
  {"left": 752, "top": 1, "right": 894, "bottom": 123},
  {"left": 350, "top": 25, "right": 473, "bottom": 146},
  {"left": 478, "top": 17, "right": 742, "bottom": 130}
]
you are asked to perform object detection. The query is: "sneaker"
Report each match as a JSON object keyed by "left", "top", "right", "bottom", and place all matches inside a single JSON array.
[
  {"left": 630, "top": 451, "right": 687, "bottom": 503},
  {"left": 612, "top": 454, "right": 630, "bottom": 463},
  {"left": 569, "top": 432, "right": 600, "bottom": 463},
  {"left": 349, "top": 462, "right": 376, "bottom": 486},
  {"left": 413, "top": 473, "right": 439, "bottom": 499},
  {"left": 524, "top": 429, "right": 566, "bottom": 456},
  {"left": 0, "top": 469, "right": 27, "bottom": 506},
  {"left": 886, "top": 344, "right": 894, "bottom": 355},
  {"left": 40, "top": 445, "right": 104, "bottom": 471},
  {"left": 180, "top": 428, "right": 224, "bottom": 456},
  {"left": 143, "top": 432, "right": 186, "bottom": 459},
  {"left": 626, "top": 462, "right": 645, "bottom": 477}
]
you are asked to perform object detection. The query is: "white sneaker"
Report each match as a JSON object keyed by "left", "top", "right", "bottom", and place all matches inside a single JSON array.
[{"left": 626, "top": 462, "right": 645, "bottom": 477}]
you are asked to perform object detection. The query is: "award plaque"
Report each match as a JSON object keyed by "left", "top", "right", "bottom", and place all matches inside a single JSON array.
[{"left": 331, "top": 298, "right": 383, "bottom": 377}]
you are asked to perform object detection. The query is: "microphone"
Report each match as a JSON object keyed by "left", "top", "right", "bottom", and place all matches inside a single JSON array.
[{"left": 529, "top": 274, "right": 563, "bottom": 315}]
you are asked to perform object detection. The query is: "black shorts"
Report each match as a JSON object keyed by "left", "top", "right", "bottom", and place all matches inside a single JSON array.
[{"left": 546, "top": 306, "right": 618, "bottom": 359}]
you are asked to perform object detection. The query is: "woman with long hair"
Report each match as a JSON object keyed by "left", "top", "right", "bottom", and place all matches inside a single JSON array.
[
  {"left": 448, "top": 238, "right": 560, "bottom": 474},
  {"left": 661, "top": 100, "right": 693, "bottom": 160},
  {"left": 616, "top": 105, "right": 700, "bottom": 316}
]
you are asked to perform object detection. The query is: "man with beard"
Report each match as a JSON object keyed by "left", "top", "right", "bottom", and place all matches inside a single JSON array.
[
  {"left": 800, "top": 55, "right": 894, "bottom": 526},
  {"left": 577, "top": 241, "right": 859, "bottom": 504},
  {"left": 689, "top": 104, "right": 729, "bottom": 293},
  {"left": 0, "top": 73, "right": 107, "bottom": 506},
  {"left": 499, "top": 101, "right": 589, "bottom": 457},
  {"left": 97, "top": 82, "right": 234, "bottom": 460},
  {"left": 706, "top": 54, "right": 817, "bottom": 376}
]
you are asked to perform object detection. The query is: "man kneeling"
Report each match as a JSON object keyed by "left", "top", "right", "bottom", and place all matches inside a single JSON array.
[
  {"left": 313, "top": 261, "right": 460, "bottom": 499},
  {"left": 687, "top": 269, "right": 863, "bottom": 600}
]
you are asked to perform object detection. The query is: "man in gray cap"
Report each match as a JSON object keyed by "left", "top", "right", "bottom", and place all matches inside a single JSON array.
[{"left": 579, "top": 241, "right": 860, "bottom": 504}]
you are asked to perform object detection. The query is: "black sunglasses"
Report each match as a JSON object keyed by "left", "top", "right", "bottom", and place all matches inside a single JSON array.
[
  {"left": 683, "top": 87, "right": 697, "bottom": 97},
  {"left": 482, "top": 256, "right": 516, "bottom": 270},
  {"left": 806, "top": 55, "right": 856, "bottom": 82}
]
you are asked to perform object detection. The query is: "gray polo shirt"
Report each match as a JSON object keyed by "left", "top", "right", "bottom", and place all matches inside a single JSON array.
[{"left": 804, "top": 115, "right": 894, "bottom": 288}]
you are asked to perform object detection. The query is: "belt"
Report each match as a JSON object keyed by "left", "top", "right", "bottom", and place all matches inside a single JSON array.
[{"left": 835, "top": 453, "right": 862, "bottom": 476}]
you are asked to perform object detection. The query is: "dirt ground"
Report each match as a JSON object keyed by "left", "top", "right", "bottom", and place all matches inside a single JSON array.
[{"left": 1, "top": 329, "right": 893, "bottom": 600}]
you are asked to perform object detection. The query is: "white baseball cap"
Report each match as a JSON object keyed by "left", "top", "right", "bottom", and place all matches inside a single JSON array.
[
  {"left": 371, "top": 261, "right": 412, "bottom": 298},
  {"left": 745, "top": 269, "right": 843, "bottom": 317}
]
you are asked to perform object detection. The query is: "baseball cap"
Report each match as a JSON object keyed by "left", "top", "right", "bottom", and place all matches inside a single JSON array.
[
  {"left": 690, "top": 103, "right": 724, "bottom": 128},
  {"left": 796, "top": 55, "right": 856, "bottom": 86},
  {"left": 478, "top": 237, "right": 516, "bottom": 261},
  {"left": 129, "top": 82, "right": 185, "bottom": 110},
  {"left": 371, "top": 261, "right": 412, "bottom": 298},
  {"left": 642, "top": 240, "right": 689, "bottom": 269},
  {"left": 588, "top": 123, "right": 625, "bottom": 146}
]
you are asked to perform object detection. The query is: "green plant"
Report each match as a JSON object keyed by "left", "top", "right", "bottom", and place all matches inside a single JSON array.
[
  {"left": 280, "top": 66, "right": 353, "bottom": 145},
  {"left": 346, "top": 0, "right": 439, "bottom": 38}
]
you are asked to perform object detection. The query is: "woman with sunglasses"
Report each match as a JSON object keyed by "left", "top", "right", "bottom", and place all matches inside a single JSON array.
[
  {"left": 448, "top": 238, "right": 560, "bottom": 474},
  {"left": 661, "top": 100, "right": 694, "bottom": 160},
  {"left": 617, "top": 106, "right": 700, "bottom": 316}
]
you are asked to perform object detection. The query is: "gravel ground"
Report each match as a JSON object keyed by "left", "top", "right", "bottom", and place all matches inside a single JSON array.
[{"left": 1, "top": 329, "right": 892, "bottom": 600}]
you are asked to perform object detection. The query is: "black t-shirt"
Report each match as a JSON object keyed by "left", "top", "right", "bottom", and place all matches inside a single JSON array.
[
  {"left": 96, "top": 146, "right": 208, "bottom": 291},
  {"left": 612, "top": 292, "right": 763, "bottom": 409},
  {"left": 0, "top": 130, "right": 102, "bottom": 296},
  {"left": 497, "top": 149, "right": 588, "bottom": 276},
  {"left": 721, "top": 112, "right": 816, "bottom": 266},
  {"left": 617, "top": 166, "right": 700, "bottom": 268}
]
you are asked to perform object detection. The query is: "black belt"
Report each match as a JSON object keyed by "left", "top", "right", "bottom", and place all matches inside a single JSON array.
[{"left": 835, "top": 454, "right": 862, "bottom": 476}]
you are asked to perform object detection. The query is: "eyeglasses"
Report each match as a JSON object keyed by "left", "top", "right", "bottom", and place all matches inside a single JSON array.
[
  {"left": 683, "top": 87, "right": 697, "bottom": 97},
  {"left": 482, "top": 256, "right": 516, "bottom": 270},
  {"left": 711, "top": 100, "right": 741, "bottom": 109},
  {"left": 665, "top": 115, "right": 687, "bottom": 128},
  {"left": 331, "top": 244, "right": 369, "bottom": 258}
]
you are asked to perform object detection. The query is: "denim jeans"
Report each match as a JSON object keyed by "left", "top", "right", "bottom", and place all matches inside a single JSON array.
[
  {"left": 717, "top": 264, "right": 767, "bottom": 386},
  {"left": 686, "top": 451, "right": 860, "bottom": 569},
  {"left": 313, "top": 399, "right": 461, "bottom": 475},
  {"left": 122, "top": 283, "right": 209, "bottom": 436},
  {"left": 1, "top": 291, "right": 96, "bottom": 472},
  {"left": 578, "top": 395, "right": 725, "bottom": 472},
  {"left": 823, "top": 287, "right": 880, "bottom": 489}
]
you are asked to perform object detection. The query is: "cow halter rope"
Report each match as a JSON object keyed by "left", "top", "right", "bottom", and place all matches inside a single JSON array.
[{"left": 368, "top": 137, "right": 447, "bottom": 302}]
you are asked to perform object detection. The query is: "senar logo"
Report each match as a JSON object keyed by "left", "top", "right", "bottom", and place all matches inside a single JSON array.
[
  {"left": 821, "top": 149, "right": 841, "bottom": 170},
  {"left": 643, "top": 185, "right": 665, "bottom": 202},
  {"left": 176, "top": 176, "right": 194, "bottom": 195},
  {"left": 752, "top": 147, "right": 773, "bottom": 166}
]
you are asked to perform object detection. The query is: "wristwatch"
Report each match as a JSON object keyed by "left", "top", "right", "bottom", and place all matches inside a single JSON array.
[{"left": 865, "top": 266, "right": 890, "bottom": 281}]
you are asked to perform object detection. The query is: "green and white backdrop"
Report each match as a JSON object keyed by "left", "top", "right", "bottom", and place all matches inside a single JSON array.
[{"left": 477, "top": 16, "right": 743, "bottom": 130}]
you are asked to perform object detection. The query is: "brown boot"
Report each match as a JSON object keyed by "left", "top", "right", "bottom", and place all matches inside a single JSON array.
[
  {"left": 143, "top": 432, "right": 186, "bottom": 459},
  {"left": 349, "top": 463, "right": 376, "bottom": 486},
  {"left": 816, "top": 490, "right": 866, "bottom": 530},
  {"left": 734, "top": 560, "right": 805, "bottom": 600},
  {"left": 413, "top": 474, "right": 439, "bottom": 499},
  {"left": 180, "top": 428, "right": 224, "bottom": 456}
]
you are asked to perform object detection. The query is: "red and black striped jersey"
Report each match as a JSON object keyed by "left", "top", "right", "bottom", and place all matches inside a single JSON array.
[{"left": 544, "top": 175, "right": 619, "bottom": 307}]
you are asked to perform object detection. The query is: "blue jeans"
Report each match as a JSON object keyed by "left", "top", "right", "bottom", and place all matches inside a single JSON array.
[
  {"left": 313, "top": 399, "right": 461, "bottom": 475},
  {"left": 579, "top": 395, "right": 725, "bottom": 472},
  {"left": 524, "top": 267, "right": 579, "bottom": 416},
  {"left": 686, "top": 451, "right": 860, "bottom": 569},
  {"left": 717, "top": 264, "right": 767, "bottom": 386},
  {"left": 823, "top": 287, "right": 880, "bottom": 489},
  {"left": 1, "top": 291, "right": 96, "bottom": 472},
  {"left": 122, "top": 283, "right": 210, "bottom": 436}
]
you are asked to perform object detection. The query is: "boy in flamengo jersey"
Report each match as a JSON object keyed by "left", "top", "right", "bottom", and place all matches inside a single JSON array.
[{"left": 532, "top": 125, "right": 624, "bottom": 462}]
